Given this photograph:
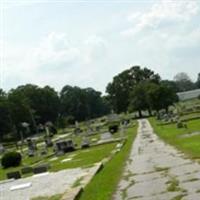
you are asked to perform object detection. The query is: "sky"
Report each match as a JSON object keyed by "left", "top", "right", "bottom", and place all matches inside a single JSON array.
[{"left": 0, "top": 0, "right": 200, "bottom": 93}]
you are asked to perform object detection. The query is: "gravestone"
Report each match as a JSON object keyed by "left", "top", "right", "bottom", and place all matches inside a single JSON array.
[
  {"left": 75, "top": 121, "right": 79, "bottom": 129},
  {"left": 81, "top": 137, "right": 90, "bottom": 149},
  {"left": 44, "top": 136, "right": 53, "bottom": 147},
  {"left": 95, "top": 126, "right": 100, "bottom": 132},
  {"left": 27, "top": 138, "right": 37, "bottom": 157},
  {"left": 33, "top": 165, "right": 48, "bottom": 174},
  {"left": 45, "top": 121, "right": 57, "bottom": 136},
  {"left": 54, "top": 140, "right": 75, "bottom": 155},
  {"left": 74, "top": 128, "right": 82, "bottom": 135},
  {"left": 7, "top": 171, "right": 21, "bottom": 179},
  {"left": 101, "top": 132, "right": 113, "bottom": 141},
  {"left": 40, "top": 147, "right": 47, "bottom": 156},
  {"left": 120, "top": 125, "right": 125, "bottom": 137}
]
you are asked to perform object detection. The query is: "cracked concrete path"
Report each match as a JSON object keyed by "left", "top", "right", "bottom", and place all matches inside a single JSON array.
[{"left": 114, "top": 119, "right": 200, "bottom": 200}]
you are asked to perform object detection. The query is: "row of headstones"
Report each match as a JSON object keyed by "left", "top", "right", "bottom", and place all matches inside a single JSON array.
[
  {"left": 6, "top": 163, "right": 50, "bottom": 180},
  {"left": 27, "top": 137, "right": 54, "bottom": 157}
]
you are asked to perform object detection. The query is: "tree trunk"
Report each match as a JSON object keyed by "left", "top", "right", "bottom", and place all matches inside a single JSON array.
[
  {"left": 148, "top": 109, "right": 152, "bottom": 116},
  {"left": 138, "top": 110, "right": 142, "bottom": 118}
]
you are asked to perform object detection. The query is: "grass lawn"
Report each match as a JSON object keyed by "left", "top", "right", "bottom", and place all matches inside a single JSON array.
[
  {"left": 31, "top": 194, "right": 62, "bottom": 200},
  {"left": 149, "top": 117, "right": 200, "bottom": 159},
  {"left": 0, "top": 141, "right": 117, "bottom": 181},
  {"left": 48, "top": 142, "right": 117, "bottom": 172},
  {"left": 78, "top": 123, "right": 138, "bottom": 200}
]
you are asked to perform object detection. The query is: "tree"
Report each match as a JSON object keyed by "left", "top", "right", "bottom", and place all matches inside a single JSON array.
[
  {"left": 160, "top": 80, "right": 179, "bottom": 93},
  {"left": 60, "top": 85, "right": 109, "bottom": 121},
  {"left": 174, "top": 72, "right": 196, "bottom": 92},
  {"left": 128, "top": 82, "right": 149, "bottom": 117},
  {"left": 196, "top": 73, "right": 200, "bottom": 88},
  {"left": 0, "top": 89, "right": 13, "bottom": 142},
  {"left": 106, "top": 66, "right": 160, "bottom": 113},
  {"left": 128, "top": 81, "right": 178, "bottom": 117},
  {"left": 8, "top": 84, "right": 60, "bottom": 137}
]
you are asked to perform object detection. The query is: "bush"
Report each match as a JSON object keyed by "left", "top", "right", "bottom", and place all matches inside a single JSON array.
[
  {"left": 176, "top": 121, "right": 184, "bottom": 129},
  {"left": 1, "top": 151, "right": 22, "bottom": 168},
  {"left": 109, "top": 124, "right": 119, "bottom": 134}
]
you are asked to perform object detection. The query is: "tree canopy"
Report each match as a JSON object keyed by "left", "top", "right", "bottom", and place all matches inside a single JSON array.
[
  {"left": 0, "top": 66, "right": 198, "bottom": 142},
  {"left": 106, "top": 66, "right": 160, "bottom": 113}
]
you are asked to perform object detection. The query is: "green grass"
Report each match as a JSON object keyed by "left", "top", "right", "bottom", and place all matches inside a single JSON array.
[
  {"left": 149, "top": 117, "right": 200, "bottom": 159},
  {"left": 167, "top": 177, "right": 180, "bottom": 192},
  {"left": 72, "top": 177, "right": 84, "bottom": 188},
  {"left": 31, "top": 194, "right": 62, "bottom": 200},
  {"left": 171, "top": 194, "right": 186, "bottom": 200},
  {"left": 78, "top": 123, "right": 138, "bottom": 200},
  {"left": 0, "top": 142, "right": 117, "bottom": 180},
  {"left": 49, "top": 143, "right": 117, "bottom": 172}
]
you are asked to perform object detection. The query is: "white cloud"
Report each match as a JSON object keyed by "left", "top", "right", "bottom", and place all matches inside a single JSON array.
[
  {"left": 122, "top": 0, "right": 199, "bottom": 36},
  {"left": 83, "top": 35, "right": 107, "bottom": 64},
  {"left": 3, "top": 32, "right": 108, "bottom": 91}
]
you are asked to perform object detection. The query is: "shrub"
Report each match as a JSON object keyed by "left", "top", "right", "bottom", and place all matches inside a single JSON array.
[
  {"left": 176, "top": 121, "right": 184, "bottom": 129},
  {"left": 1, "top": 151, "right": 22, "bottom": 168},
  {"left": 109, "top": 124, "right": 119, "bottom": 134}
]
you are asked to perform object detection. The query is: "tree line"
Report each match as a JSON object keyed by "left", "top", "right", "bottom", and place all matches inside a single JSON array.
[
  {"left": 0, "top": 66, "right": 199, "bottom": 141},
  {"left": 0, "top": 85, "right": 109, "bottom": 141},
  {"left": 106, "top": 66, "right": 200, "bottom": 116}
]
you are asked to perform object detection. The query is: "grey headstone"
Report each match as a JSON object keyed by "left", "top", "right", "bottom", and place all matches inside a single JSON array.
[
  {"left": 7, "top": 171, "right": 21, "bottom": 179},
  {"left": 101, "top": 132, "right": 113, "bottom": 141}
]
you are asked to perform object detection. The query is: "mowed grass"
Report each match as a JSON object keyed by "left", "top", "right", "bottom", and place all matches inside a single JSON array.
[
  {"left": 78, "top": 123, "right": 138, "bottom": 200},
  {"left": 49, "top": 143, "right": 117, "bottom": 172},
  {"left": 31, "top": 194, "right": 62, "bottom": 200},
  {"left": 149, "top": 117, "right": 200, "bottom": 159},
  {"left": 0, "top": 142, "right": 117, "bottom": 181}
]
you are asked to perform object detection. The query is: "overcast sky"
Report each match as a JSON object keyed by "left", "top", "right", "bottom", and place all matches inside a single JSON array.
[{"left": 0, "top": 0, "right": 200, "bottom": 93}]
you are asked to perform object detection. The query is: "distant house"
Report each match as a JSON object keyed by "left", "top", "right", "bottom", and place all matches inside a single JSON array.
[{"left": 177, "top": 89, "right": 200, "bottom": 101}]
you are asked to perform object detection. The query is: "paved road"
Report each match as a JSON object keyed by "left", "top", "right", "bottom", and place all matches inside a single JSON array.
[{"left": 114, "top": 119, "right": 200, "bottom": 200}]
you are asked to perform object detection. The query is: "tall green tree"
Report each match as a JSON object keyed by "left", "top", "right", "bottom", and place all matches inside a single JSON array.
[
  {"left": 174, "top": 72, "right": 196, "bottom": 92},
  {"left": 8, "top": 84, "right": 60, "bottom": 136},
  {"left": 106, "top": 66, "right": 160, "bottom": 113},
  {"left": 0, "top": 89, "right": 13, "bottom": 142},
  {"left": 128, "top": 83, "right": 149, "bottom": 117},
  {"left": 60, "top": 85, "right": 109, "bottom": 121},
  {"left": 196, "top": 73, "right": 200, "bottom": 88},
  {"left": 129, "top": 81, "right": 178, "bottom": 117}
]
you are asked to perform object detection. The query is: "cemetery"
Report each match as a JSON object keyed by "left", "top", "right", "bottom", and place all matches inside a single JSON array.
[
  {"left": 0, "top": 64, "right": 200, "bottom": 200},
  {"left": 0, "top": 113, "right": 136, "bottom": 200},
  {"left": 1, "top": 95, "right": 200, "bottom": 200}
]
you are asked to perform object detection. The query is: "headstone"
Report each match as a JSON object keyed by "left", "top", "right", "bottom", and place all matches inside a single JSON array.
[
  {"left": 40, "top": 148, "right": 47, "bottom": 156},
  {"left": 33, "top": 164, "right": 49, "bottom": 174},
  {"left": 45, "top": 137, "right": 53, "bottom": 147},
  {"left": 54, "top": 140, "right": 75, "bottom": 155},
  {"left": 74, "top": 127, "right": 82, "bottom": 135},
  {"left": 120, "top": 125, "right": 125, "bottom": 137},
  {"left": 75, "top": 121, "right": 79, "bottom": 129},
  {"left": 101, "top": 132, "right": 113, "bottom": 141},
  {"left": 45, "top": 121, "right": 57, "bottom": 136},
  {"left": 7, "top": 171, "right": 21, "bottom": 179},
  {"left": 81, "top": 137, "right": 90, "bottom": 149},
  {"left": 45, "top": 126, "right": 50, "bottom": 136},
  {"left": 27, "top": 138, "right": 37, "bottom": 157}
]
